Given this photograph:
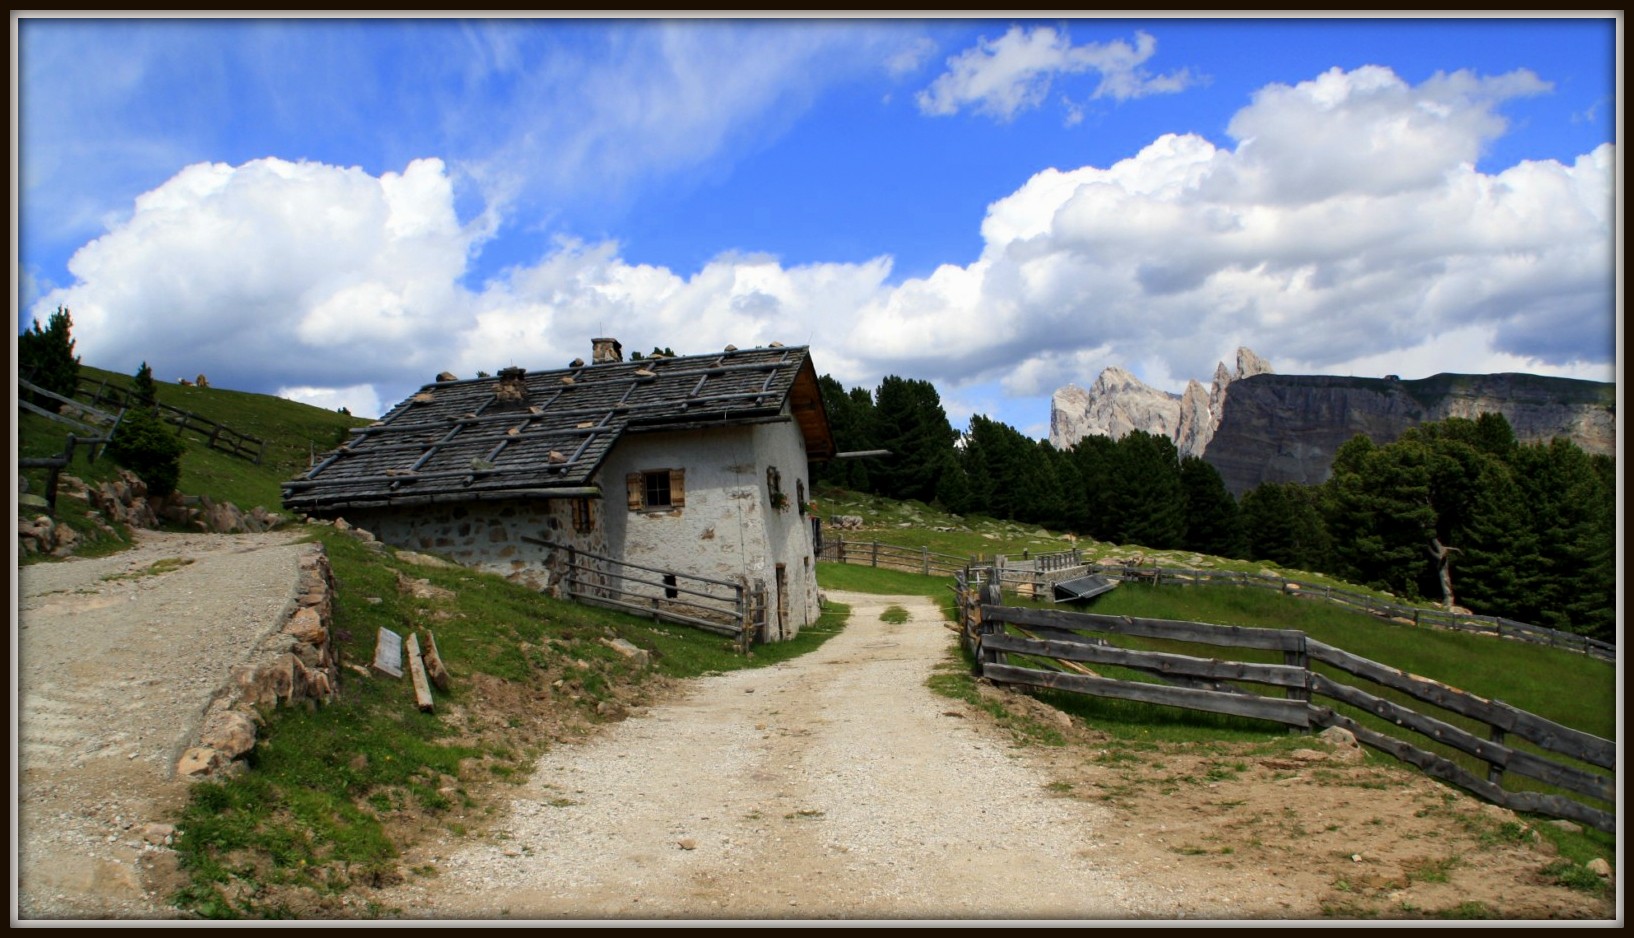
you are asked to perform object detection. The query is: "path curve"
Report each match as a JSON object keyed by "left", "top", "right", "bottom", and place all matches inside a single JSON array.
[
  {"left": 379, "top": 590, "right": 1185, "bottom": 921},
  {"left": 16, "top": 529, "right": 311, "bottom": 920}
]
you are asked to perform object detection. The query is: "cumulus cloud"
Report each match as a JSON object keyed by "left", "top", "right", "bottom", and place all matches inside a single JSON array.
[
  {"left": 27, "top": 65, "right": 1613, "bottom": 432},
  {"left": 916, "top": 26, "right": 1193, "bottom": 121}
]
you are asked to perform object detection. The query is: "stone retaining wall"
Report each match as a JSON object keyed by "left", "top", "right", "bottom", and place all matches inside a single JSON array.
[{"left": 175, "top": 543, "right": 341, "bottom": 780}]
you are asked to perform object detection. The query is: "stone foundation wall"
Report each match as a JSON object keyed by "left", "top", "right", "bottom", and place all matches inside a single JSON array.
[{"left": 340, "top": 498, "right": 605, "bottom": 592}]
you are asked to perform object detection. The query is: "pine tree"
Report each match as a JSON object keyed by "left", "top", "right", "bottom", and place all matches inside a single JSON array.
[
  {"left": 131, "top": 361, "right": 159, "bottom": 409},
  {"left": 18, "top": 306, "right": 82, "bottom": 403},
  {"left": 1180, "top": 456, "right": 1244, "bottom": 558},
  {"left": 870, "top": 376, "right": 957, "bottom": 505}
]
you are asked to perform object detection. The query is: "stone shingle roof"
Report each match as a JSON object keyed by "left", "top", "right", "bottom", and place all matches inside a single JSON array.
[{"left": 282, "top": 345, "right": 833, "bottom": 513}]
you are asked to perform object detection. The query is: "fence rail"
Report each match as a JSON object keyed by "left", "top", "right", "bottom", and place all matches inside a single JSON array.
[
  {"left": 954, "top": 569, "right": 1615, "bottom": 833},
  {"left": 73, "top": 376, "right": 266, "bottom": 464},
  {"left": 524, "top": 537, "right": 764, "bottom": 652}
]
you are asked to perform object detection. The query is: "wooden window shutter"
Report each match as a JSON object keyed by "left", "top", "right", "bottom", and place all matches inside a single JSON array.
[
  {"left": 670, "top": 468, "right": 685, "bottom": 508},
  {"left": 626, "top": 472, "right": 644, "bottom": 511}
]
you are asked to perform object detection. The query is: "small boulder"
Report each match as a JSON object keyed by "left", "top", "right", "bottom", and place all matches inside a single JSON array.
[{"left": 198, "top": 710, "right": 258, "bottom": 758}]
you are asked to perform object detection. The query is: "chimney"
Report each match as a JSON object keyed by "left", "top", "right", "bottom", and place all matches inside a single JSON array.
[
  {"left": 592, "top": 337, "right": 623, "bottom": 365},
  {"left": 493, "top": 366, "right": 528, "bottom": 405}
]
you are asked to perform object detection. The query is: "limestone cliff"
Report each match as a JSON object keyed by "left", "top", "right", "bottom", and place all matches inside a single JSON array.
[{"left": 1203, "top": 372, "right": 1617, "bottom": 496}]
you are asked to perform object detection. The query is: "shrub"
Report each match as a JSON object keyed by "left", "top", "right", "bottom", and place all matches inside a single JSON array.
[{"left": 108, "top": 406, "right": 187, "bottom": 498}]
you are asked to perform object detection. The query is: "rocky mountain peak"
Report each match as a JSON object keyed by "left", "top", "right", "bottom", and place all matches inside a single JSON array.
[{"left": 1051, "top": 347, "right": 1273, "bottom": 458}]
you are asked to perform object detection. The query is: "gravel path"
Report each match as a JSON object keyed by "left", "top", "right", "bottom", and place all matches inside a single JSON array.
[
  {"left": 380, "top": 590, "right": 1185, "bottom": 921},
  {"left": 15, "top": 530, "right": 310, "bottom": 920}
]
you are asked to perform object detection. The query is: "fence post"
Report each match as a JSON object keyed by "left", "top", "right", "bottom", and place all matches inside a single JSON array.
[
  {"left": 565, "top": 546, "right": 578, "bottom": 598},
  {"left": 922, "top": 546, "right": 930, "bottom": 576},
  {"left": 871, "top": 541, "right": 878, "bottom": 568},
  {"left": 1284, "top": 633, "right": 1311, "bottom": 735},
  {"left": 1487, "top": 726, "right": 1507, "bottom": 785}
]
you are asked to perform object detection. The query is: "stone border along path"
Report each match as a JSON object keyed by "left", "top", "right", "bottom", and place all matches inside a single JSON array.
[
  {"left": 377, "top": 590, "right": 1191, "bottom": 921},
  {"left": 15, "top": 529, "right": 315, "bottom": 920}
]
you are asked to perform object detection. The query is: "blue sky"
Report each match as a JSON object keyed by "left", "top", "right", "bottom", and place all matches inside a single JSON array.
[{"left": 14, "top": 14, "right": 1620, "bottom": 435}]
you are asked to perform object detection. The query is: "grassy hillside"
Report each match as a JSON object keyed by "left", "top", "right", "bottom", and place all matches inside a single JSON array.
[{"left": 19, "top": 365, "right": 369, "bottom": 540}]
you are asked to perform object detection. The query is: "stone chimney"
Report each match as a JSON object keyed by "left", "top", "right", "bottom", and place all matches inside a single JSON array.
[
  {"left": 493, "top": 366, "right": 528, "bottom": 405},
  {"left": 592, "top": 337, "right": 623, "bottom": 365}
]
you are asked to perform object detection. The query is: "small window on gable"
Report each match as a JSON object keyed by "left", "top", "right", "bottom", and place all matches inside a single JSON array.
[
  {"left": 571, "top": 497, "right": 595, "bottom": 533},
  {"left": 767, "top": 466, "right": 786, "bottom": 510},
  {"left": 627, "top": 469, "right": 685, "bottom": 512}
]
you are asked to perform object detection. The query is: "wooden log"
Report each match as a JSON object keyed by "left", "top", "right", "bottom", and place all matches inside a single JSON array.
[
  {"left": 421, "top": 630, "right": 451, "bottom": 691},
  {"left": 406, "top": 632, "right": 435, "bottom": 713},
  {"left": 372, "top": 627, "right": 404, "bottom": 678},
  {"left": 984, "top": 662, "right": 1310, "bottom": 727}
]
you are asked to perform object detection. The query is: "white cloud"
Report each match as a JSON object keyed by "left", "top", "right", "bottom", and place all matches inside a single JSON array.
[
  {"left": 28, "top": 65, "right": 1614, "bottom": 440},
  {"left": 277, "top": 384, "right": 383, "bottom": 419},
  {"left": 916, "top": 26, "right": 1193, "bottom": 121},
  {"left": 29, "top": 156, "right": 483, "bottom": 403}
]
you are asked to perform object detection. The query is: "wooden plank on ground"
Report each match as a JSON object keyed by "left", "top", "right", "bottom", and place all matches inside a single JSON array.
[
  {"left": 421, "top": 630, "right": 451, "bottom": 691},
  {"left": 372, "top": 627, "right": 404, "bottom": 678},
  {"left": 406, "top": 632, "right": 435, "bottom": 713}
]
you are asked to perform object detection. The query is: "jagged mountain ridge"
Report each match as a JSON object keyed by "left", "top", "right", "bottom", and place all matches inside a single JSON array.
[{"left": 1049, "top": 347, "right": 1272, "bottom": 458}]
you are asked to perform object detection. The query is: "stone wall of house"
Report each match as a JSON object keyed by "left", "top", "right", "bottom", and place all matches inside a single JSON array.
[{"left": 343, "top": 496, "right": 604, "bottom": 593}]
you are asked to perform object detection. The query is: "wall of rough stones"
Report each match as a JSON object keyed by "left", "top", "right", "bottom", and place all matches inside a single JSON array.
[
  {"left": 176, "top": 542, "right": 341, "bottom": 780},
  {"left": 17, "top": 469, "right": 287, "bottom": 558}
]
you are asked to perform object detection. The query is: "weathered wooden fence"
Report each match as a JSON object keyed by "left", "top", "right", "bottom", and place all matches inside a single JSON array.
[
  {"left": 1087, "top": 563, "right": 1615, "bottom": 662},
  {"left": 953, "top": 571, "right": 1616, "bottom": 833},
  {"left": 73, "top": 376, "right": 266, "bottom": 464},
  {"left": 816, "top": 535, "right": 971, "bottom": 578},
  {"left": 18, "top": 434, "right": 112, "bottom": 515},
  {"left": 525, "top": 537, "right": 764, "bottom": 653}
]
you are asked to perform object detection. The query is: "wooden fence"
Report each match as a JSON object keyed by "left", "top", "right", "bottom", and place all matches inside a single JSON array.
[
  {"left": 524, "top": 537, "right": 764, "bottom": 653},
  {"left": 19, "top": 434, "right": 112, "bottom": 516},
  {"left": 954, "top": 571, "right": 1615, "bottom": 833},
  {"left": 1085, "top": 563, "right": 1616, "bottom": 662},
  {"left": 816, "top": 535, "right": 972, "bottom": 579},
  {"left": 73, "top": 376, "right": 266, "bottom": 464}
]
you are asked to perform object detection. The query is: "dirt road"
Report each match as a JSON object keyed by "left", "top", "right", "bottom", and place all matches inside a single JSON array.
[
  {"left": 375, "top": 591, "right": 1208, "bottom": 920},
  {"left": 15, "top": 530, "right": 310, "bottom": 920}
]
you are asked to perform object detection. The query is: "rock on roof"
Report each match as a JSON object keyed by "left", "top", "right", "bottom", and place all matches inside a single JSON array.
[{"left": 282, "top": 345, "right": 834, "bottom": 513}]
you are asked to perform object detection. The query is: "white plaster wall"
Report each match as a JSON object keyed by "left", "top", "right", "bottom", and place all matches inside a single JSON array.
[{"left": 599, "top": 415, "right": 821, "bottom": 638}]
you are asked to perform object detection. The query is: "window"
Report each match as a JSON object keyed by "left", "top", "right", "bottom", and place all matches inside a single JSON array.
[
  {"left": 766, "top": 466, "right": 787, "bottom": 511},
  {"left": 627, "top": 469, "right": 686, "bottom": 512},
  {"left": 571, "top": 497, "right": 595, "bottom": 533}
]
